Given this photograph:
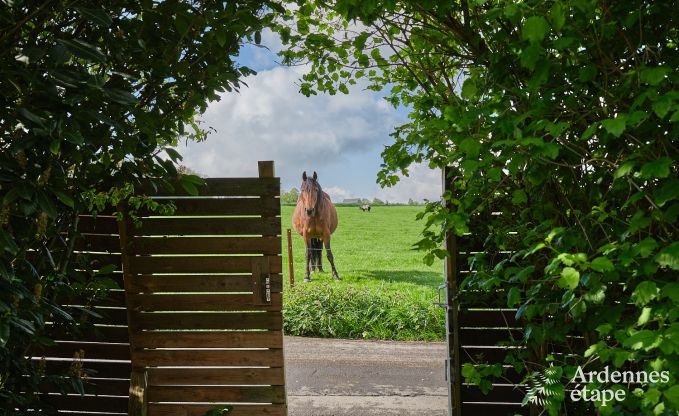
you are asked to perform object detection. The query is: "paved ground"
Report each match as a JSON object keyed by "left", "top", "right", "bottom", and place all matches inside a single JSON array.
[{"left": 284, "top": 336, "right": 449, "bottom": 416}]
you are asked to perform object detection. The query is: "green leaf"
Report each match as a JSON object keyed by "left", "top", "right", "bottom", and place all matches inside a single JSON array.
[
  {"left": 640, "top": 157, "right": 672, "bottom": 179},
  {"left": 520, "top": 44, "right": 540, "bottom": 70},
  {"left": 58, "top": 39, "right": 106, "bottom": 63},
  {"left": 664, "top": 385, "right": 679, "bottom": 410},
  {"left": 656, "top": 242, "right": 679, "bottom": 270},
  {"left": 105, "top": 88, "right": 138, "bottom": 105},
  {"left": 461, "top": 78, "right": 477, "bottom": 99},
  {"left": 613, "top": 161, "right": 634, "bottom": 179},
  {"left": 662, "top": 282, "right": 679, "bottom": 303},
  {"left": 522, "top": 16, "right": 550, "bottom": 44},
  {"left": 652, "top": 95, "right": 673, "bottom": 119},
  {"left": 18, "top": 107, "right": 45, "bottom": 127},
  {"left": 254, "top": 31, "right": 262, "bottom": 45},
  {"left": 558, "top": 267, "right": 580, "bottom": 290},
  {"left": 0, "top": 230, "right": 19, "bottom": 255},
  {"left": 165, "top": 147, "right": 183, "bottom": 163},
  {"left": 550, "top": 3, "right": 565, "bottom": 31},
  {"left": 53, "top": 191, "right": 75, "bottom": 208},
  {"left": 507, "top": 287, "right": 521, "bottom": 307},
  {"left": 590, "top": 257, "right": 614, "bottom": 272},
  {"left": 180, "top": 178, "right": 199, "bottom": 196},
  {"left": 602, "top": 116, "right": 626, "bottom": 137},
  {"left": 0, "top": 321, "right": 9, "bottom": 347},
  {"left": 623, "top": 330, "right": 657, "bottom": 350},
  {"left": 49, "top": 140, "right": 60, "bottom": 155},
  {"left": 635, "top": 238, "right": 658, "bottom": 257},
  {"left": 655, "top": 179, "right": 679, "bottom": 206},
  {"left": 632, "top": 281, "right": 658, "bottom": 306},
  {"left": 637, "top": 307, "right": 652, "bottom": 326},
  {"left": 511, "top": 189, "right": 527, "bottom": 205},
  {"left": 640, "top": 67, "right": 669, "bottom": 86},
  {"left": 36, "top": 191, "right": 57, "bottom": 219},
  {"left": 76, "top": 7, "right": 113, "bottom": 27},
  {"left": 459, "top": 138, "right": 481, "bottom": 158}
]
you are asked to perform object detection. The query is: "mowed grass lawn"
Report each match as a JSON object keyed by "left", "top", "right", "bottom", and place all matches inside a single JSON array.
[{"left": 280, "top": 205, "right": 446, "bottom": 341}]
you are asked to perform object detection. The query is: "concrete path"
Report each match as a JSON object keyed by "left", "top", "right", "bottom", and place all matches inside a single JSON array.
[{"left": 284, "top": 336, "right": 449, "bottom": 416}]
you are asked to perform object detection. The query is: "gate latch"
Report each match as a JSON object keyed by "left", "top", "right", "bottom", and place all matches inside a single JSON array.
[
  {"left": 433, "top": 282, "right": 448, "bottom": 308},
  {"left": 252, "top": 257, "right": 272, "bottom": 306}
]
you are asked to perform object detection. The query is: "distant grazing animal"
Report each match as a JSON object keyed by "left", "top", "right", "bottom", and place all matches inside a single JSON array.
[
  {"left": 292, "top": 171, "right": 339, "bottom": 282},
  {"left": 360, "top": 204, "right": 371, "bottom": 212}
]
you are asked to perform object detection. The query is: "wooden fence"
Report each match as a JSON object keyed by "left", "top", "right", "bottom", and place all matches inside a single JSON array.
[
  {"left": 443, "top": 167, "right": 528, "bottom": 416},
  {"left": 36, "top": 161, "right": 286, "bottom": 416}
]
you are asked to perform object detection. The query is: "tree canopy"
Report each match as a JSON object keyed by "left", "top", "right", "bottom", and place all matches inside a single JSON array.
[
  {"left": 277, "top": 0, "right": 679, "bottom": 414},
  {"left": 1, "top": 1, "right": 279, "bottom": 411}
]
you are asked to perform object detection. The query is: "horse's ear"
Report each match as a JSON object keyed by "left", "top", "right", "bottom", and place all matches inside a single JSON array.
[
  {"left": 302, "top": 171, "right": 307, "bottom": 181},
  {"left": 313, "top": 171, "right": 318, "bottom": 180}
]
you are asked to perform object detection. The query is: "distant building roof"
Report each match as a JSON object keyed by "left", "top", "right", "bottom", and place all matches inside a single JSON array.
[{"left": 342, "top": 198, "right": 361, "bottom": 203}]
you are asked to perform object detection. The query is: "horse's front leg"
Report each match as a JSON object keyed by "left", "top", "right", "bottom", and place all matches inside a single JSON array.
[
  {"left": 304, "top": 236, "right": 312, "bottom": 282},
  {"left": 323, "top": 237, "right": 340, "bottom": 281}
]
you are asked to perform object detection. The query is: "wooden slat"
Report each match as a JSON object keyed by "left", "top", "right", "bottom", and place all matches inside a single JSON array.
[
  {"left": 72, "top": 234, "right": 122, "bottom": 252},
  {"left": 133, "top": 236, "right": 281, "bottom": 255},
  {"left": 127, "top": 274, "right": 283, "bottom": 293},
  {"left": 460, "top": 347, "right": 518, "bottom": 364},
  {"left": 73, "top": 253, "right": 122, "bottom": 271},
  {"left": 459, "top": 309, "right": 519, "bottom": 327},
  {"left": 149, "top": 404, "right": 286, "bottom": 416},
  {"left": 148, "top": 367, "right": 285, "bottom": 386},
  {"left": 129, "top": 256, "right": 282, "bottom": 275},
  {"left": 40, "top": 378, "right": 129, "bottom": 396},
  {"left": 37, "top": 359, "right": 131, "bottom": 379},
  {"left": 33, "top": 341, "right": 130, "bottom": 360},
  {"left": 69, "top": 307, "right": 128, "bottom": 326},
  {"left": 127, "top": 293, "right": 282, "bottom": 312},
  {"left": 131, "top": 217, "right": 281, "bottom": 236},
  {"left": 459, "top": 328, "right": 522, "bottom": 346},
  {"left": 133, "top": 349, "right": 283, "bottom": 367},
  {"left": 132, "top": 311, "right": 282, "bottom": 330},
  {"left": 140, "top": 178, "right": 280, "bottom": 197},
  {"left": 76, "top": 215, "right": 119, "bottom": 235},
  {"left": 148, "top": 385, "right": 286, "bottom": 403},
  {"left": 41, "top": 394, "right": 128, "bottom": 413},
  {"left": 131, "top": 330, "right": 283, "bottom": 349},
  {"left": 140, "top": 197, "right": 280, "bottom": 217},
  {"left": 461, "top": 384, "right": 525, "bottom": 402},
  {"left": 461, "top": 402, "right": 528, "bottom": 415},
  {"left": 46, "top": 325, "right": 130, "bottom": 343}
]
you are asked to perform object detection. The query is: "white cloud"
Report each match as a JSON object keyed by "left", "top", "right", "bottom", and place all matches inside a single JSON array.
[
  {"left": 375, "top": 163, "right": 442, "bottom": 203},
  {"left": 177, "top": 65, "right": 398, "bottom": 188},
  {"left": 323, "top": 186, "right": 354, "bottom": 202}
]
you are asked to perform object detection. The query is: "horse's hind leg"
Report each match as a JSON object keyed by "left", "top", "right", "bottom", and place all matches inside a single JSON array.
[
  {"left": 323, "top": 239, "right": 340, "bottom": 280},
  {"left": 304, "top": 239, "right": 312, "bottom": 282},
  {"left": 313, "top": 239, "right": 324, "bottom": 272}
]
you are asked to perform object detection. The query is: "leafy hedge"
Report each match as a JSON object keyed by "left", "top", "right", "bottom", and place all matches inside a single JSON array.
[
  {"left": 284, "top": 284, "right": 445, "bottom": 341},
  {"left": 277, "top": 0, "right": 679, "bottom": 414}
]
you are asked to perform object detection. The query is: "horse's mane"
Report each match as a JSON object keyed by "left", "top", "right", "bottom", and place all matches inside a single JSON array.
[{"left": 300, "top": 178, "right": 322, "bottom": 199}]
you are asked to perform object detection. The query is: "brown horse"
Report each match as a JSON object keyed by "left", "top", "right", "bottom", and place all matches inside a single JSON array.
[{"left": 292, "top": 171, "right": 339, "bottom": 282}]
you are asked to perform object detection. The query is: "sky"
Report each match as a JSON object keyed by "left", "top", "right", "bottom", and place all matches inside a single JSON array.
[{"left": 175, "top": 29, "right": 441, "bottom": 203}]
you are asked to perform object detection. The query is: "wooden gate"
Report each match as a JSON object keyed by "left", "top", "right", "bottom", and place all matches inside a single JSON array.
[
  {"left": 442, "top": 167, "right": 527, "bottom": 416},
  {"left": 37, "top": 161, "right": 286, "bottom": 416},
  {"left": 120, "top": 161, "right": 285, "bottom": 416}
]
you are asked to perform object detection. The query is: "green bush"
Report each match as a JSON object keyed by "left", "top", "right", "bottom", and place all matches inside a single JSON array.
[{"left": 283, "top": 284, "right": 445, "bottom": 341}]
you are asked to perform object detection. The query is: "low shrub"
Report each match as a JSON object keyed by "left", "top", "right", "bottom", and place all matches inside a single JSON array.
[{"left": 283, "top": 284, "right": 445, "bottom": 341}]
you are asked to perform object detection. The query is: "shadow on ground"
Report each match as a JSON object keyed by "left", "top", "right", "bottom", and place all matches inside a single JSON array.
[{"left": 356, "top": 270, "right": 442, "bottom": 286}]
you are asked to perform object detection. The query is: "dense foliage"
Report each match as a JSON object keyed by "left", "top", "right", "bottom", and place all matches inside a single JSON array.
[
  {"left": 0, "top": 1, "right": 278, "bottom": 412},
  {"left": 277, "top": 0, "right": 679, "bottom": 414}
]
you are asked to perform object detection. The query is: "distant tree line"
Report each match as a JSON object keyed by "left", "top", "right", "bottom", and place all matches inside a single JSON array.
[{"left": 280, "top": 188, "right": 423, "bottom": 205}]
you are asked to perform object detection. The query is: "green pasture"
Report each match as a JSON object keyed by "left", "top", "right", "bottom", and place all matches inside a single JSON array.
[{"left": 280, "top": 205, "right": 446, "bottom": 341}]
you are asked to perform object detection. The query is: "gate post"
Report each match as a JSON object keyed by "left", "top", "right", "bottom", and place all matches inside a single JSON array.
[
  {"left": 117, "top": 206, "right": 147, "bottom": 416},
  {"left": 287, "top": 229, "right": 294, "bottom": 288},
  {"left": 443, "top": 166, "right": 462, "bottom": 416}
]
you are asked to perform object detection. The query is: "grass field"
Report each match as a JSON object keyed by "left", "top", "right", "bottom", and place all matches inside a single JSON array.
[{"left": 281, "top": 205, "right": 446, "bottom": 341}]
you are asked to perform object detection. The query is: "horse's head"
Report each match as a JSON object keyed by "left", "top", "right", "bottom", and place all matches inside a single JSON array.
[{"left": 300, "top": 171, "right": 321, "bottom": 217}]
